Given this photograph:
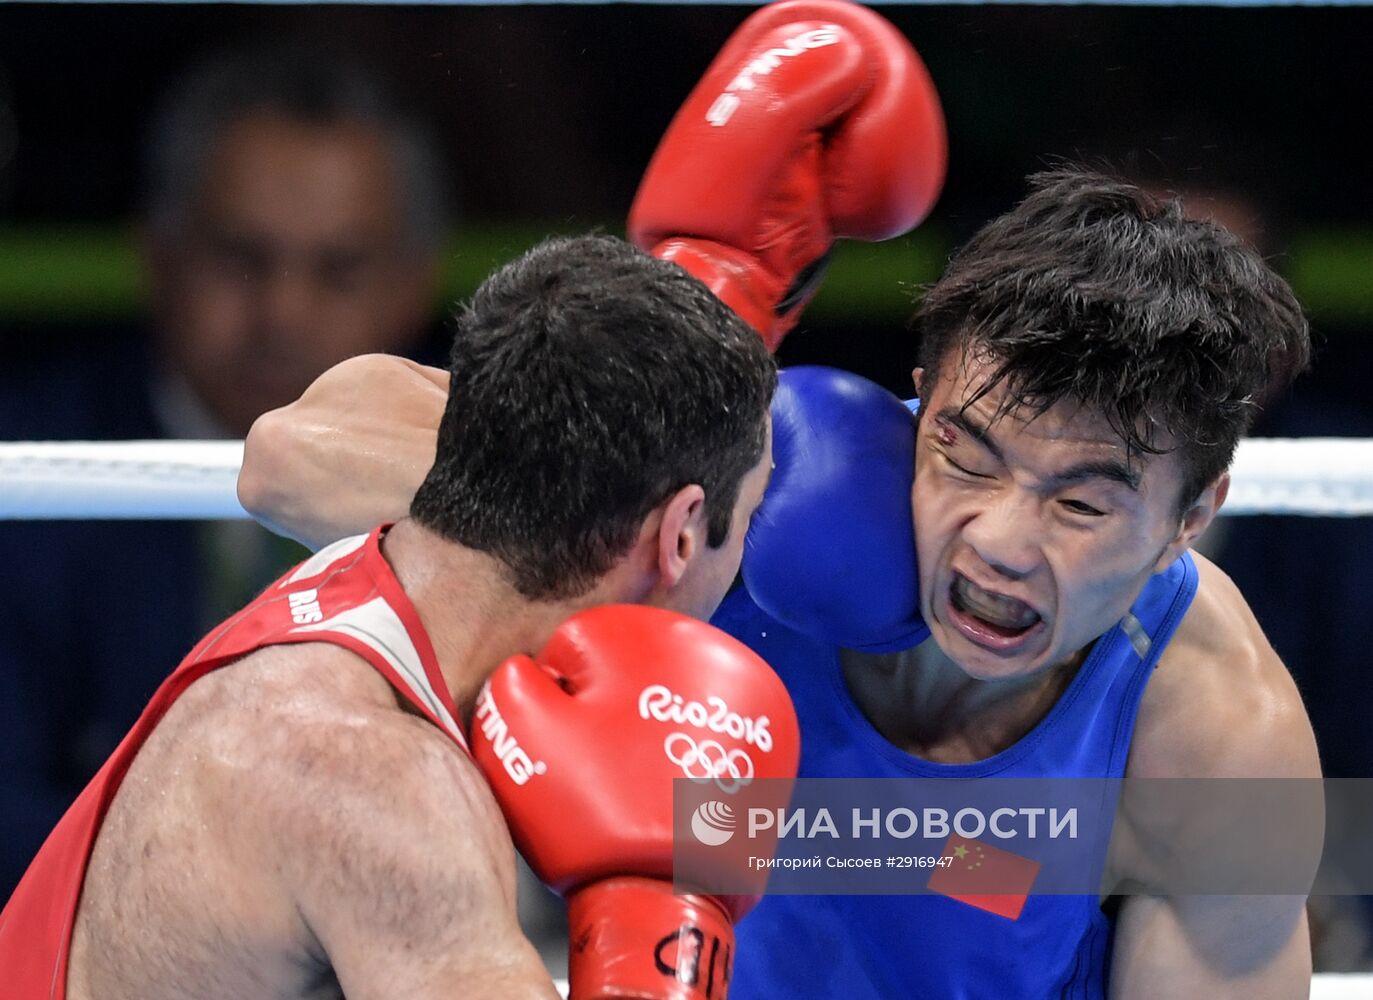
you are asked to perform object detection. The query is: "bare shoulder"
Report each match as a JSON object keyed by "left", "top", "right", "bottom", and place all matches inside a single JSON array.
[
  {"left": 222, "top": 645, "right": 518, "bottom": 930},
  {"left": 1128, "top": 551, "right": 1320, "bottom": 781},
  {"left": 217, "top": 644, "right": 552, "bottom": 995},
  {"left": 1109, "top": 555, "right": 1319, "bottom": 993},
  {"left": 74, "top": 639, "right": 532, "bottom": 999}
]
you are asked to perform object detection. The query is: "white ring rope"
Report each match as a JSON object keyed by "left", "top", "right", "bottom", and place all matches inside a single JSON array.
[
  {"left": 550, "top": 976, "right": 1373, "bottom": 997},
  {"left": 0, "top": 441, "right": 246, "bottom": 519},
  {"left": 544, "top": 977, "right": 1373, "bottom": 999},
  {"left": 0, "top": 437, "right": 1371, "bottom": 519}
]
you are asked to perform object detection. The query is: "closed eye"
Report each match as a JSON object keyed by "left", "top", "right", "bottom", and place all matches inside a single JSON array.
[
  {"left": 942, "top": 453, "right": 995, "bottom": 479},
  {"left": 1060, "top": 499, "right": 1106, "bottom": 517}
]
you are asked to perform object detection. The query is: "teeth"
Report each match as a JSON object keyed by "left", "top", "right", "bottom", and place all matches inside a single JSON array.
[{"left": 953, "top": 576, "right": 1039, "bottom": 630}]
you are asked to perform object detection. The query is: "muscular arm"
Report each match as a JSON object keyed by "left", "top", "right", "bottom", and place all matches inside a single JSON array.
[
  {"left": 1109, "top": 555, "right": 1321, "bottom": 999},
  {"left": 264, "top": 704, "right": 559, "bottom": 999},
  {"left": 239, "top": 354, "right": 448, "bottom": 549},
  {"left": 1111, "top": 896, "right": 1309, "bottom": 1000}
]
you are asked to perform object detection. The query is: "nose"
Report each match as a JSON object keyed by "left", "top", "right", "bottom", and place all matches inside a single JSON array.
[
  {"left": 961, "top": 489, "right": 1044, "bottom": 581},
  {"left": 258, "top": 267, "right": 311, "bottom": 333},
  {"left": 254, "top": 259, "right": 316, "bottom": 340}
]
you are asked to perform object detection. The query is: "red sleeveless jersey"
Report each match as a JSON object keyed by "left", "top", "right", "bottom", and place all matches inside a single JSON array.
[{"left": 0, "top": 526, "right": 468, "bottom": 998}]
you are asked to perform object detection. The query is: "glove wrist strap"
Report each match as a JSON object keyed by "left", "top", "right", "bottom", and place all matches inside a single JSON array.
[{"left": 568, "top": 876, "right": 734, "bottom": 999}]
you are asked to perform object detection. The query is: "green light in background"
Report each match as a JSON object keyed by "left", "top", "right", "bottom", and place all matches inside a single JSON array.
[{"left": 0, "top": 224, "right": 1369, "bottom": 328}]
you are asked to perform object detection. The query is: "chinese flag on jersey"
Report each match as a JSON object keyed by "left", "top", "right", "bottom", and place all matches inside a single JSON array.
[{"left": 926, "top": 835, "right": 1041, "bottom": 920}]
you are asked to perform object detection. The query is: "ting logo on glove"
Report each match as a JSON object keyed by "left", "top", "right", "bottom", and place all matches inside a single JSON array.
[
  {"left": 475, "top": 686, "right": 547, "bottom": 785},
  {"left": 705, "top": 26, "right": 843, "bottom": 128}
]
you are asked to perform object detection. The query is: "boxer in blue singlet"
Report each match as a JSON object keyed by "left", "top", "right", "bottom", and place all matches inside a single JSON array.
[{"left": 718, "top": 166, "right": 1320, "bottom": 997}]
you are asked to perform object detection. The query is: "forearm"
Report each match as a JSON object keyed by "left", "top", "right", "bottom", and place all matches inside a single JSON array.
[{"left": 238, "top": 354, "right": 448, "bottom": 550}]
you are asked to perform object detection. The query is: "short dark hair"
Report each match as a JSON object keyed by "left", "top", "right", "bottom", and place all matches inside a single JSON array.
[
  {"left": 145, "top": 41, "right": 450, "bottom": 250},
  {"left": 411, "top": 235, "right": 776, "bottom": 600},
  {"left": 916, "top": 167, "right": 1310, "bottom": 510}
]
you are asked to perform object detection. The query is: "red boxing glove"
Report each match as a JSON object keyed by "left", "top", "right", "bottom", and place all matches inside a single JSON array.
[
  {"left": 471, "top": 605, "right": 800, "bottom": 1000},
  {"left": 628, "top": 0, "right": 946, "bottom": 350}
]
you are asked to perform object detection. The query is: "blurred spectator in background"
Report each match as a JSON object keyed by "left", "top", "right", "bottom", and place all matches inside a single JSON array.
[
  {"left": 0, "top": 41, "right": 450, "bottom": 898},
  {"left": 141, "top": 42, "right": 448, "bottom": 439}
]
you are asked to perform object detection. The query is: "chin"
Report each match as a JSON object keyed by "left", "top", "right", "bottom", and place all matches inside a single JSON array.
[
  {"left": 956, "top": 654, "right": 1040, "bottom": 682},
  {"left": 931, "top": 623, "right": 1055, "bottom": 681}
]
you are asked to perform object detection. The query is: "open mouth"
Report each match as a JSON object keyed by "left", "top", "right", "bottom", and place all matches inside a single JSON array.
[{"left": 948, "top": 573, "right": 1044, "bottom": 647}]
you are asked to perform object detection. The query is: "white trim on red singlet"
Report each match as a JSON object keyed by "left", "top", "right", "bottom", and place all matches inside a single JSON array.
[
  {"left": 281, "top": 533, "right": 370, "bottom": 586},
  {"left": 290, "top": 594, "right": 467, "bottom": 749}
]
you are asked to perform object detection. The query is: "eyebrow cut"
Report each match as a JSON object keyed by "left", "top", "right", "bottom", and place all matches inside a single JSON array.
[
  {"left": 933, "top": 406, "right": 1141, "bottom": 492},
  {"left": 934, "top": 406, "right": 1004, "bottom": 463}
]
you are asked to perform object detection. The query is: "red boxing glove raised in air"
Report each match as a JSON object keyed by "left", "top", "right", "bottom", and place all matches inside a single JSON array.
[
  {"left": 471, "top": 605, "right": 800, "bottom": 1000},
  {"left": 628, "top": 0, "right": 946, "bottom": 350}
]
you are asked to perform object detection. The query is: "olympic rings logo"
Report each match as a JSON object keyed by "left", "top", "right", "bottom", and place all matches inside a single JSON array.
[{"left": 664, "top": 731, "right": 755, "bottom": 794}]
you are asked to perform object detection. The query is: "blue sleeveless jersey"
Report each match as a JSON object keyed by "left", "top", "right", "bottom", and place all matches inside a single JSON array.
[{"left": 710, "top": 552, "right": 1198, "bottom": 999}]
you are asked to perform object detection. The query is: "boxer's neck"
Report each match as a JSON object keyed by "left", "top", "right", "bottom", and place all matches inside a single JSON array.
[
  {"left": 380, "top": 518, "right": 608, "bottom": 728},
  {"left": 842, "top": 640, "right": 1088, "bottom": 764}
]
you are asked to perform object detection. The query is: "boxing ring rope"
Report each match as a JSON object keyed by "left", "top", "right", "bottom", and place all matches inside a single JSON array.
[
  {"left": 2, "top": 437, "right": 1373, "bottom": 519},
  {"left": 6, "top": 440, "right": 1373, "bottom": 997}
]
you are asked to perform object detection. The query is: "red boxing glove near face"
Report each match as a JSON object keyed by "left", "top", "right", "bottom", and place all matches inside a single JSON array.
[
  {"left": 628, "top": 0, "right": 946, "bottom": 349},
  {"left": 471, "top": 605, "right": 800, "bottom": 1000}
]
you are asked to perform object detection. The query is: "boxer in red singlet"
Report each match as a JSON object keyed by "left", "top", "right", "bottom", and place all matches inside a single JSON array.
[{"left": 0, "top": 236, "right": 788, "bottom": 1000}]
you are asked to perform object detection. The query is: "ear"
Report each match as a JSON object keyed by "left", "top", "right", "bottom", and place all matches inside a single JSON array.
[
  {"left": 911, "top": 367, "right": 926, "bottom": 397},
  {"left": 653, "top": 483, "right": 708, "bottom": 589},
  {"left": 1153, "top": 472, "right": 1230, "bottom": 573}
]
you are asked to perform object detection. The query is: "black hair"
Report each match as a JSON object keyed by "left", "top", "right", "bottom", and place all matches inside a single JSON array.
[
  {"left": 411, "top": 234, "right": 776, "bottom": 600},
  {"left": 917, "top": 167, "right": 1310, "bottom": 510}
]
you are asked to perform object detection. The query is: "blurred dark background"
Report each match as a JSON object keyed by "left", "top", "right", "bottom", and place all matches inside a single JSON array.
[
  {"left": 1, "top": 0, "right": 1371, "bottom": 971},
  {"left": 1, "top": 3, "right": 1371, "bottom": 390}
]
